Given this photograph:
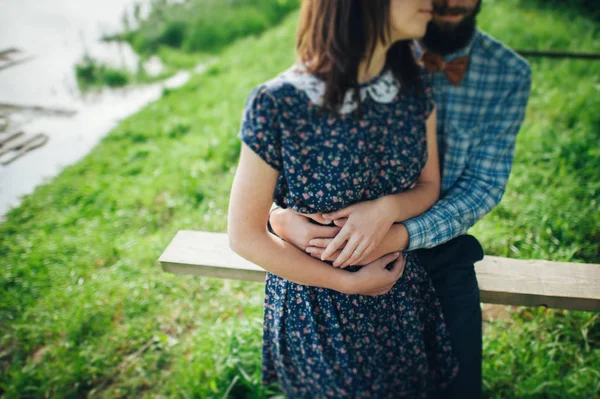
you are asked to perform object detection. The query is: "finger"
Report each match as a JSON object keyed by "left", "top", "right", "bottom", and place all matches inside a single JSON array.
[
  {"left": 333, "top": 218, "right": 348, "bottom": 227},
  {"left": 370, "top": 252, "right": 401, "bottom": 268},
  {"left": 291, "top": 209, "right": 315, "bottom": 219},
  {"left": 312, "top": 214, "right": 330, "bottom": 225},
  {"left": 353, "top": 242, "right": 373, "bottom": 266},
  {"left": 309, "top": 225, "right": 342, "bottom": 240},
  {"left": 306, "top": 247, "right": 323, "bottom": 257},
  {"left": 333, "top": 234, "right": 361, "bottom": 268},
  {"left": 321, "top": 226, "right": 351, "bottom": 261},
  {"left": 327, "top": 249, "right": 344, "bottom": 262},
  {"left": 386, "top": 254, "right": 407, "bottom": 280},
  {"left": 322, "top": 206, "right": 352, "bottom": 221},
  {"left": 354, "top": 241, "right": 379, "bottom": 265},
  {"left": 340, "top": 239, "right": 370, "bottom": 268},
  {"left": 302, "top": 213, "right": 328, "bottom": 224},
  {"left": 292, "top": 211, "right": 327, "bottom": 225},
  {"left": 371, "top": 284, "right": 395, "bottom": 296},
  {"left": 393, "top": 254, "right": 407, "bottom": 279},
  {"left": 309, "top": 238, "right": 333, "bottom": 248},
  {"left": 309, "top": 238, "right": 347, "bottom": 249},
  {"left": 306, "top": 248, "right": 321, "bottom": 259},
  {"left": 359, "top": 283, "right": 395, "bottom": 297},
  {"left": 307, "top": 247, "right": 343, "bottom": 262}
]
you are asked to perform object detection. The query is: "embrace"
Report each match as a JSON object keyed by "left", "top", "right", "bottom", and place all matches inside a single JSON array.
[{"left": 228, "top": 0, "right": 531, "bottom": 397}]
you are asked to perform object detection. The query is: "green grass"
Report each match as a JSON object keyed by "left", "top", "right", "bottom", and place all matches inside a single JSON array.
[
  {"left": 118, "top": 0, "right": 299, "bottom": 55},
  {"left": 75, "top": 55, "right": 131, "bottom": 88},
  {"left": 529, "top": 0, "right": 600, "bottom": 23},
  {"left": 472, "top": 0, "right": 600, "bottom": 263},
  {"left": 76, "top": 0, "right": 298, "bottom": 89},
  {"left": 1, "top": 0, "right": 599, "bottom": 397}
]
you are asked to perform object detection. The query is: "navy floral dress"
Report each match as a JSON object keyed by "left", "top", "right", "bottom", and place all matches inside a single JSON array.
[{"left": 238, "top": 65, "right": 458, "bottom": 398}]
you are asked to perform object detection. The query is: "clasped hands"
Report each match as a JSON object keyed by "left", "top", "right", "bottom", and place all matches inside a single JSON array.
[{"left": 270, "top": 197, "right": 406, "bottom": 296}]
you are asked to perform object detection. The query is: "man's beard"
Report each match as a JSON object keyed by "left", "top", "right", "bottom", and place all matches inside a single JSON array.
[{"left": 422, "top": 1, "right": 482, "bottom": 56}]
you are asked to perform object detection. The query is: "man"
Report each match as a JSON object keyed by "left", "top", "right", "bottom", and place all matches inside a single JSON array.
[{"left": 268, "top": 0, "right": 532, "bottom": 397}]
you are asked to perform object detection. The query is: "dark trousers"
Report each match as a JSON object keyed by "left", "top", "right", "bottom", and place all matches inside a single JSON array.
[{"left": 415, "top": 235, "right": 484, "bottom": 399}]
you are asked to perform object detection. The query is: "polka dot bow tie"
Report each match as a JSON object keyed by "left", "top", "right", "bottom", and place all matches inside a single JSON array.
[{"left": 421, "top": 51, "right": 470, "bottom": 87}]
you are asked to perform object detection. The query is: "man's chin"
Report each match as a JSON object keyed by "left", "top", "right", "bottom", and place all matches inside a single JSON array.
[
  {"left": 430, "top": 20, "right": 461, "bottom": 33},
  {"left": 432, "top": 14, "right": 465, "bottom": 25},
  {"left": 423, "top": 12, "right": 478, "bottom": 55}
]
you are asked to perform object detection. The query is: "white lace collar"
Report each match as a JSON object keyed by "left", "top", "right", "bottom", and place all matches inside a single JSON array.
[{"left": 278, "top": 64, "right": 401, "bottom": 114}]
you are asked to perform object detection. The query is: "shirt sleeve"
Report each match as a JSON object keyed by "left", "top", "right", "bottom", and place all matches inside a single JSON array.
[
  {"left": 238, "top": 86, "right": 283, "bottom": 171},
  {"left": 404, "top": 69, "right": 532, "bottom": 250}
]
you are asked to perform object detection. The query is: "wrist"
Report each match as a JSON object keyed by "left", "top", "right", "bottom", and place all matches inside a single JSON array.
[
  {"left": 396, "top": 223, "right": 409, "bottom": 250},
  {"left": 336, "top": 271, "right": 357, "bottom": 295},
  {"left": 375, "top": 196, "right": 400, "bottom": 224}
]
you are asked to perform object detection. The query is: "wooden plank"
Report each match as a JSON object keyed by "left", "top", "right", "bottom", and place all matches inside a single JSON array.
[
  {"left": 159, "top": 231, "right": 266, "bottom": 283},
  {"left": 0, "top": 48, "right": 36, "bottom": 72},
  {"left": 0, "top": 55, "right": 36, "bottom": 72},
  {"left": 476, "top": 257, "right": 600, "bottom": 312},
  {"left": 0, "top": 133, "right": 49, "bottom": 165},
  {"left": 0, "top": 131, "right": 24, "bottom": 147},
  {"left": 159, "top": 230, "right": 600, "bottom": 312},
  {"left": 0, "top": 103, "right": 77, "bottom": 117},
  {"left": 0, "top": 48, "right": 20, "bottom": 59}
]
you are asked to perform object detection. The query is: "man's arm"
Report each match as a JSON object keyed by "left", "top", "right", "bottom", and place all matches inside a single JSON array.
[
  {"left": 341, "top": 70, "right": 532, "bottom": 261},
  {"left": 403, "top": 70, "right": 532, "bottom": 250}
]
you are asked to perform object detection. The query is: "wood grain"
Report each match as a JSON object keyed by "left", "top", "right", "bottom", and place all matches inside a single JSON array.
[{"left": 159, "top": 230, "right": 600, "bottom": 312}]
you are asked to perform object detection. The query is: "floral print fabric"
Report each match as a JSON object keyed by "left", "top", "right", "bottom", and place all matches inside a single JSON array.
[{"left": 238, "top": 65, "right": 458, "bottom": 398}]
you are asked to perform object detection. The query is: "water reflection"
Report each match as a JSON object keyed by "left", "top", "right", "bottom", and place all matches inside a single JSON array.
[
  {"left": 0, "top": 0, "right": 198, "bottom": 217},
  {"left": 0, "top": 0, "right": 154, "bottom": 106}
]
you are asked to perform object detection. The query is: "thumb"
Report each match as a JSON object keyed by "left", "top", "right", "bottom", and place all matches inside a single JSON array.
[
  {"left": 323, "top": 206, "right": 352, "bottom": 221},
  {"left": 306, "top": 213, "right": 328, "bottom": 224},
  {"left": 371, "top": 252, "right": 401, "bottom": 268},
  {"left": 298, "top": 212, "right": 328, "bottom": 225},
  {"left": 389, "top": 254, "right": 407, "bottom": 279},
  {"left": 333, "top": 218, "right": 348, "bottom": 227}
]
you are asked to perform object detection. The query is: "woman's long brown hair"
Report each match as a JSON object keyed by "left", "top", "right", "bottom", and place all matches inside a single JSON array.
[{"left": 297, "top": 0, "right": 423, "bottom": 114}]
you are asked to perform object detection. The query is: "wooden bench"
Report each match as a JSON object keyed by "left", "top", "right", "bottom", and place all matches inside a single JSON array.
[{"left": 159, "top": 230, "right": 600, "bottom": 312}]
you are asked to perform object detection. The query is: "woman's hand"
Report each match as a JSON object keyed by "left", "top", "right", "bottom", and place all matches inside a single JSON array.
[
  {"left": 319, "top": 197, "right": 395, "bottom": 268},
  {"left": 307, "top": 220, "right": 410, "bottom": 267},
  {"left": 270, "top": 208, "right": 341, "bottom": 251},
  {"left": 342, "top": 252, "right": 406, "bottom": 296}
]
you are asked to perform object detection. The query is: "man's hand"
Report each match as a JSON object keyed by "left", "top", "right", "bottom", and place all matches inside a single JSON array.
[{"left": 269, "top": 208, "right": 341, "bottom": 251}]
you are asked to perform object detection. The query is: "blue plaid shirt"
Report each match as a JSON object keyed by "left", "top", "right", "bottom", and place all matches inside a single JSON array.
[{"left": 404, "top": 30, "right": 532, "bottom": 250}]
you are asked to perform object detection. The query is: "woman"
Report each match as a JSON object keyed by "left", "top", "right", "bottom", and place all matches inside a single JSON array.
[{"left": 228, "top": 0, "right": 458, "bottom": 397}]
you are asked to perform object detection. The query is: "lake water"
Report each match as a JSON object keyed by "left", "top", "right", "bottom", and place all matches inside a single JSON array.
[{"left": 0, "top": 0, "right": 195, "bottom": 217}]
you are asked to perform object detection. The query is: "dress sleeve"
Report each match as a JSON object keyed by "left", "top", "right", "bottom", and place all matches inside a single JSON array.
[
  {"left": 237, "top": 86, "right": 283, "bottom": 172},
  {"left": 419, "top": 68, "right": 435, "bottom": 120}
]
